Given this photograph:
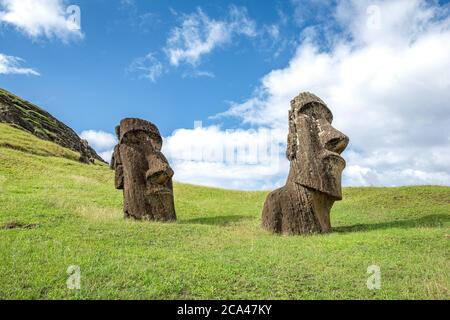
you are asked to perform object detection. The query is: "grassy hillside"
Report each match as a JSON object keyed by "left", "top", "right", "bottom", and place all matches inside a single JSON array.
[
  {"left": 0, "top": 123, "right": 449, "bottom": 299},
  {"left": 0, "top": 88, "right": 104, "bottom": 163}
]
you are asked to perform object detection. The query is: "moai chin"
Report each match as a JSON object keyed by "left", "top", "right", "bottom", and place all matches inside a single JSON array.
[
  {"left": 262, "top": 92, "right": 349, "bottom": 234},
  {"left": 111, "top": 118, "right": 176, "bottom": 221}
]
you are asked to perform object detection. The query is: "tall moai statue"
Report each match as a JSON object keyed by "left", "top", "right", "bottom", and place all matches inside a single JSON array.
[
  {"left": 111, "top": 118, "right": 176, "bottom": 221},
  {"left": 262, "top": 92, "right": 349, "bottom": 234}
]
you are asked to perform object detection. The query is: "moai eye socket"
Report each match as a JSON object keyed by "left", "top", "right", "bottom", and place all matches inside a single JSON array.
[
  {"left": 148, "top": 133, "right": 162, "bottom": 151},
  {"left": 299, "top": 102, "right": 333, "bottom": 123},
  {"left": 122, "top": 130, "right": 147, "bottom": 145}
]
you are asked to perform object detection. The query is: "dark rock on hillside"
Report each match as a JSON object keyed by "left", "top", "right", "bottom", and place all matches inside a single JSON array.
[{"left": 0, "top": 88, "right": 105, "bottom": 164}]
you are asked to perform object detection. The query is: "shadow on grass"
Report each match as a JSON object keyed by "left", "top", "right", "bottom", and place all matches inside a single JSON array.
[
  {"left": 333, "top": 214, "right": 449, "bottom": 233},
  {"left": 179, "top": 215, "right": 253, "bottom": 226}
]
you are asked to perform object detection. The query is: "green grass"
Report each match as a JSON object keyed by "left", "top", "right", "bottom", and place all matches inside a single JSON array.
[
  {"left": 0, "top": 123, "right": 449, "bottom": 300},
  {"left": 0, "top": 123, "right": 80, "bottom": 162}
]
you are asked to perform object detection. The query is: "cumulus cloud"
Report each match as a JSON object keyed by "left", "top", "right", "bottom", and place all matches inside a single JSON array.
[
  {"left": 167, "top": 160, "right": 286, "bottom": 191},
  {"left": 0, "top": 0, "right": 83, "bottom": 41},
  {"left": 80, "top": 130, "right": 117, "bottom": 163},
  {"left": 99, "top": 149, "right": 115, "bottom": 164},
  {"left": 214, "top": 0, "right": 450, "bottom": 187},
  {"left": 163, "top": 125, "right": 288, "bottom": 190},
  {"left": 0, "top": 53, "right": 39, "bottom": 75},
  {"left": 164, "top": 6, "right": 257, "bottom": 67}
]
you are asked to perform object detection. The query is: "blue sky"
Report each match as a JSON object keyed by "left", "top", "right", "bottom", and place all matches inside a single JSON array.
[
  {"left": 0, "top": 0, "right": 300, "bottom": 135},
  {"left": 1, "top": 0, "right": 450, "bottom": 190}
]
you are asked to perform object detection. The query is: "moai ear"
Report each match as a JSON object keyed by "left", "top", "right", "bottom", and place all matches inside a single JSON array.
[
  {"left": 286, "top": 110, "right": 297, "bottom": 161},
  {"left": 150, "top": 133, "right": 163, "bottom": 152},
  {"left": 288, "top": 113, "right": 318, "bottom": 160},
  {"left": 115, "top": 165, "right": 124, "bottom": 190},
  {"left": 112, "top": 145, "right": 124, "bottom": 189},
  {"left": 290, "top": 113, "right": 325, "bottom": 190},
  {"left": 110, "top": 153, "right": 115, "bottom": 170},
  {"left": 115, "top": 125, "right": 120, "bottom": 139}
]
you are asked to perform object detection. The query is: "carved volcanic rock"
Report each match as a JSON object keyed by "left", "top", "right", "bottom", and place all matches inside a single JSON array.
[
  {"left": 262, "top": 92, "right": 349, "bottom": 235},
  {"left": 111, "top": 118, "right": 176, "bottom": 221},
  {"left": 0, "top": 88, "right": 104, "bottom": 164}
]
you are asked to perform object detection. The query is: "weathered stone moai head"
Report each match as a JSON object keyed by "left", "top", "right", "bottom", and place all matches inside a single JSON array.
[
  {"left": 262, "top": 92, "right": 349, "bottom": 234},
  {"left": 287, "top": 92, "right": 349, "bottom": 199},
  {"left": 111, "top": 118, "right": 176, "bottom": 221}
]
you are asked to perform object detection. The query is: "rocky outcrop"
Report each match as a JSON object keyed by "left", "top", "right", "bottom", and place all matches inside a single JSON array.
[{"left": 0, "top": 88, "right": 104, "bottom": 164}]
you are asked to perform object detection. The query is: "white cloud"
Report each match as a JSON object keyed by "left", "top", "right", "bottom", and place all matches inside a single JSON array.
[
  {"left": 163, "top": 125, "right": 287, "bottom": 190},
  {"left": 182, "top": 70, "right": 215, "bottom": 79},
  {"left": 291, "top": 0, "right": 335, "bottom": 26},
  {"left": 168, "top": 0, "right": 450, "bottom": 189},
  {"left": 99, "top": 149, "right": 115, "bottom": 164},
  {"left": 0, "top": 0, "right": 83, "bottom": 41},
  {"left": 164, "top": 6, "right": 256, "bottom": 66},
  {"left": 168, "top": 160, "right": 286, "bottom": 191},
  {"left": 0, "top": 53, "right": 39, "bottom": 75},
  {"left": 128, "top": 53, "right": 164, "bottom": 82},
  {"left": 80, "top": 130, "right": 117, "bottom": 163},
  {"left": 131, "top": 6, "right": 257, "bottom": 82},
  {"left": 80, "top": 130, "right": 117, "bottom": 151},
  {"left": 265, "top": 24, "right": 280, "bottom": 40}
]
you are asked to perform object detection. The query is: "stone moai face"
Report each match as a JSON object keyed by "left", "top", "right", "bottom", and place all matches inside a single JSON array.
[
  {"left": 111, "top": 118, "right": 176, "bottom": 221},
  {"left": 261, "top": 92, "right": 349, "bottom": 235},
  {"left": 287, "top": 93, "right": 349, "bottom": 199}
]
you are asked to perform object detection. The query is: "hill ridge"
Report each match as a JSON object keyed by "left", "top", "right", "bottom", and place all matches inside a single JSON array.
[{"left": 0, "top": 88, "right": 105, "bottom": 164}]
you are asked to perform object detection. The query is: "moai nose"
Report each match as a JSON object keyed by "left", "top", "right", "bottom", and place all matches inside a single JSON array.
[
  {"left": 146, "top": 153, "right": 174, "bottom": 185},
  {"left": 321, "top": 125, "right": 349, "bottom": 154},
  {"left": 147, "top": 169, "right": 172, "bottom": 185}
]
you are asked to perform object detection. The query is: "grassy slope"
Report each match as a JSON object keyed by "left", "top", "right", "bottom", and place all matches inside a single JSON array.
[
  {"left": 0, "top": 88, "right": 104, "bottom": 164},
  {"left": 0, "top": 123, "right": 449, "bottom": 299}
]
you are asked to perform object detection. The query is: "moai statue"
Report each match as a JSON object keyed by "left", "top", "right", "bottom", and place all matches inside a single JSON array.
[
  {"left": 111, "top": 118, "right": 176, "bottom": 221},
  {"left": 262, "top": 92, "right": 349, "bottom": 234}
]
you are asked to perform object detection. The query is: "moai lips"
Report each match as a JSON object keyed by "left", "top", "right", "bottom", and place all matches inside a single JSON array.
[
  {"left": 111, "top": 118, "right": 176, "bottom": 221},
  {"left": 262, "top": 92, "right": 349, "bottom": 234}
]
